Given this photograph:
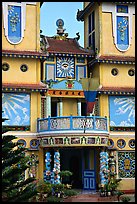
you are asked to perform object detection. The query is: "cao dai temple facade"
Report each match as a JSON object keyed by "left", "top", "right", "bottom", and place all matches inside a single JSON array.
[{"left": 2, "top": 2, "right": 135, "bottom": 192}]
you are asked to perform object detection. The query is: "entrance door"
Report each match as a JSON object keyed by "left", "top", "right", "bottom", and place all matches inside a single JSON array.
[{"left": 83, "top": 170, "right": 96, "bottom": 190}]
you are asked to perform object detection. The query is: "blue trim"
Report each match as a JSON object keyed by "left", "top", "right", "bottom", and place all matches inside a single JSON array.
[
  {"left": 37, "top": 116, "right": 108, "bottom": 133},
  {"left": 83, "top": 170, "right": 96, "bottom": 190},
  {"left": 94, "top": 149, "right": 96, "bottom": 190}
]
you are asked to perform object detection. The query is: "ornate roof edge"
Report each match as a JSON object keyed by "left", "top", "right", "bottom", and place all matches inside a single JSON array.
[
  {"left": 98, "top": 86, "right": 135, "bottom": 95},
  {"left": 2, "top": 49, "right": 48, "bottom": 59},
  {"left": 88, "top": 56, "right": 135, "bottom": 66},
  {"left": 2, "top": 82, "right": 48, "bottom": 93},
  {"left": 112, "top": 2, "right": 135, "bottom": 4},
  {"left": 77, "top": 2, "right": 95, "bottom": 21}
]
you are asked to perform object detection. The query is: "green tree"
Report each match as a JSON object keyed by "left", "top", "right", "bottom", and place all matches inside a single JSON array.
[{"left": 2, "top": 117, "right": 37, "bottom": 202}]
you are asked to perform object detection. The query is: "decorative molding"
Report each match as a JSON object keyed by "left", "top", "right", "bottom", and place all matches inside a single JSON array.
[{"left": 40, "top": 136, "right": 108, "bottom": 147}]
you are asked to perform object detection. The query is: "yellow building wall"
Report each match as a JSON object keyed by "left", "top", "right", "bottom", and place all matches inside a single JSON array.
[
  {"left": 2, "top": 2, "right": 40, "bottom": 51},
  {"left": 99, "top": 63, "right": 135, "bottom": 88},
  {"left": 118, "top": 179, "right": 135, "bottom": 191},
  {"left": 31, "top": 92, "right": 41, "bottom": 132},
  {"left": 89, "top": 149, "right": 94, "bottom": 169},
  {"left": 2, "top": 57, "right": 41, "bottom": 84},
  {"left": 99, "top": 94, "right": 109, "bottom": 118},
  {"left": 101, "top": 11, "right": 135, "bottom": 56},
  {"left": 83, "top": 3, "right": 135, "bottom": 57},
  {"left": 63, "top": 98, "right": 77, "bottom": 116}
]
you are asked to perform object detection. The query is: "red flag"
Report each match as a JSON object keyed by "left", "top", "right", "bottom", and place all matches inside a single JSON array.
[{"left": 84, "top": 91, "right": 97, "bottom": 115}]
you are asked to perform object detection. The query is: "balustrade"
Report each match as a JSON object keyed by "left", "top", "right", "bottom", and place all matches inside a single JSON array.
[{"left": 37, "top": 116, "right": 108, "bottom": 133}]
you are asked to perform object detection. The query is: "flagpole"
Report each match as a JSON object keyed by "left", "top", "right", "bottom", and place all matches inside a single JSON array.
[{"left": 84, "top": 73, "right": 92, "bottom": 133}]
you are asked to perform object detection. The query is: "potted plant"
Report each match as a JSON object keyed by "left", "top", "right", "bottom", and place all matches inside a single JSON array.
[
  {"left": 99, "top": 186, "right": 105, "bottom": 197},
  {"left": 121, "top": 196, "right": 131, "bottom": 202},
  {"left": 116, "top": 190, "right": 124, "bottom": 202}
]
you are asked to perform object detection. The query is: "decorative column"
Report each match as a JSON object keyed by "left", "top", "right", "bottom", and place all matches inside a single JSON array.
[
  {"left": 108, "top": 150, "right": 116, "bottom": 189},
  {"left": 77, "top": 99, "right": 81, "bottom": 116},
  {"left": 59, "top": 98, "right": 63, "bottom": 116},
  {"left": 28, "top": 153, "right": 39, "bottom": 178},
  {"left": 44, "top": 152, "right": 51, "bottom": 182},
  {"left": 46, "top": 95, "right": 51, "bottom": 117},
  {"left": 53, "top": 150, "right": 61, "bottom": 184},
  {"left": 109, "top": 151, "right": 116, "bottom": 176},
  {"left": 99, "top": 149, "right": 109, "bottom": 187}
]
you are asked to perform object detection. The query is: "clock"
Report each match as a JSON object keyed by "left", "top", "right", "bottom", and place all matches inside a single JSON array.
[{"left": 56, "top": 57, "right": 75, "bottom": 78}]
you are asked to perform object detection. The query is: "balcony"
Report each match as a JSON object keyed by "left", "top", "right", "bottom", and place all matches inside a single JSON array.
[{"left": 37, "top": 115, "right": 108, "bottom": 134}]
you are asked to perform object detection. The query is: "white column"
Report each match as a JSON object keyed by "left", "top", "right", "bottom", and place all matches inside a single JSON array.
[
  {"left": 59, "top": 99, "right": 63, "bottom": 116},
  {"left": 77, "top": 99, "right": 81, "bottom": 116},
  {"left": 46, "top": 95, "right": 51, "bottom": 117}
]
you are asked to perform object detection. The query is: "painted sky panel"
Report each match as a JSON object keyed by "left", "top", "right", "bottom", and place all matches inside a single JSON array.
[
  {"left": 2, "top": 93, "right": 30, "bottom": 126},
  {"left": 109, "top": 96, "right": 135, "bottom": 127}
]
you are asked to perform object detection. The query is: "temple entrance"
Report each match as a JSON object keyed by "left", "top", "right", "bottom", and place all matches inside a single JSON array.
[
  {"left": 59, "top": 147, "right": 100, "bottom": 190},
  {"left": 43, "top": 147, "right": 100, "bottom": 190},
  {"left": 60, "top": 148, "right": 82, "bottom": 188}
]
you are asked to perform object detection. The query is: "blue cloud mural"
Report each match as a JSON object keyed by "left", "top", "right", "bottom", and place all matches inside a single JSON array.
[
  {"left": 2, "top": 93, "right": 30, "bottom": 126},
  {"left": 109, "top": 96, "right": 135, "bottom": 127}
]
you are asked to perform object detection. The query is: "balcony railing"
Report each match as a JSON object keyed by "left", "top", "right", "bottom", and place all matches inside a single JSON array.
[{"left": 37, "top": 116, "right": 108, "bottom": 133}]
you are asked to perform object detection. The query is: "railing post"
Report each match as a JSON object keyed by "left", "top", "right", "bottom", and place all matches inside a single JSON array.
[
  {"left": 93, "top": 115, "right": 95, "bottom": 130},
  {"left": 70, "top": 115, "right": 73, "bottom": 130},
  {"left": 84, "top": 116, "right": 87, "bottom": 133},
  {"left": 105, "top": 116, "right": 108, "bottom": 131},
  {"left": 37, "top": 118, "right": 39, "bottom": 132},
  {"left": 48, "top": 115, "right": 51, "bottom": 131}
]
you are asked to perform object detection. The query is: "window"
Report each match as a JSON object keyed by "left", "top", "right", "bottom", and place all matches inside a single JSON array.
[
  {"left": 45, "top": 64, "right": 55, "bottom": 81},
  {"left": 117, "top": 5, "right": 128, "bottom": 13},
  {"left": 76, "top": 65, "right": 86, "bottom": 81},
  {"left": 2, "top": 63, "right": 10, "bottom": 71},
  {"left": 20, "top": 64, "right": 28, "bottom": 72},
  {"left": 128, "top": 69, "right": 135, "bottom": 76},
  {"left": 111, "top": 68, "right": 119, "bottom": 76},
  {"left": 117, "top": 139, "right": 126, "bottom": 149},
  {"left": 88, "top": 11, "right": 95, "bottom": 51},
  {"left": 128, "top": 139, "right": 135, "bottom": 149}
]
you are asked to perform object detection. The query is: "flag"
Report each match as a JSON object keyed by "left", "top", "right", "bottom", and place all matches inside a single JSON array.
[{"left": 84, "top": 91, "right": 97, "bottom": 115}]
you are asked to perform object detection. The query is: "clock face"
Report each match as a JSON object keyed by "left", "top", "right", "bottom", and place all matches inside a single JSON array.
[{"left": 56, "top": 57, "right": 75, "bottom": 78}]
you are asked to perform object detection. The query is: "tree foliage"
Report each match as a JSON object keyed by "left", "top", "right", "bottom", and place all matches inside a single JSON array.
[{"left": 2, "top": 117, "right": 37, "bottom": 202}]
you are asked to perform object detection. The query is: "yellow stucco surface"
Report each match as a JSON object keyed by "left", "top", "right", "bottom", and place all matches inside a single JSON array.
[
  {"left": 118, "top": 179, "right": 135, "bottom": 191},
  {"left": 2, "top": 57, "right": 40, "bottom": 84},
  {"left": 63, "top": 98, "right": 78, "bottom": 116},
  {"left": 100, "top": 63, "right": 135, "bottom": 88},
  {"left": 31, "top": 92, "right": 41, "bottom": 132},
  {"left": 99, "top": 95, "right": 109, "bottom": 118}
]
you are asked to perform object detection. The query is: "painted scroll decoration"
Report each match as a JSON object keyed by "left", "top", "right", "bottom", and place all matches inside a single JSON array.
[
  {"left": 8, "top": 5, "right": 21, "bottom": 44},
  {"left": 2, "top": 2, "right": 36, "bottom": 44},
  {"left": 117, "top": 15, "right": 129, "bottom": 51},
  {"left": 102, "top": 3, "right": 135, "bottom": 52}
]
